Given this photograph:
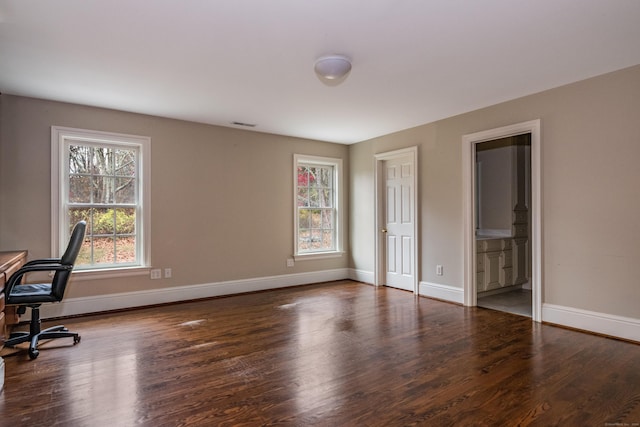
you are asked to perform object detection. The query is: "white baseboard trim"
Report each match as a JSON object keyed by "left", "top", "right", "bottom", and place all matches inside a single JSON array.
[
  {"left": 39, "top": 268, "right": 350, "bottom": 320},
  {"left": 419, "top": 281, "right": 464, "bottom": 304},
  {"left": 542, "top": 303, "right": 640, "bottom": 343},
  {"left": 348, "top": 268, "right": 374, "bottom": 284}
]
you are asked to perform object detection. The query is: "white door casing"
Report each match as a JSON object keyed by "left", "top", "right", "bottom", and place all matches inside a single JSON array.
[
  {"left": 375, "top": 147, "right": 418, "bottom": 293},
  {"left": 462, "top": 120, "right": 542, "bottom": 322}
]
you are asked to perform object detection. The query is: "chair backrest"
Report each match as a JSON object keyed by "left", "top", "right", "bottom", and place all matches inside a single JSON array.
[
  {"left": 52, "top": 221, "right": 87, "bottom": 300},
  {"left": 61, "top": 221, "right": 87, "bottom": 265}
]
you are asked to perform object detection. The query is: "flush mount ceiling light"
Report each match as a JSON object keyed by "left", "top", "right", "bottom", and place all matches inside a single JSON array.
[{"left": 314, "top": 55, "right": 352, "bottom": 86}]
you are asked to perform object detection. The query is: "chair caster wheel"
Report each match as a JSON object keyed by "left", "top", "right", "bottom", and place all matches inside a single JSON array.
[
  {"left": 74, "top": 335, "right": 81, "bottom": 344},
  {"left": 29, "top": 349, "right": 39, "bottom": 360}
]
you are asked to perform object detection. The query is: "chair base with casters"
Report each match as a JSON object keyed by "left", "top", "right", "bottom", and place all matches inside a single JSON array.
[{"left": 4, "top": 305, "right": 81, "bottom": 360}]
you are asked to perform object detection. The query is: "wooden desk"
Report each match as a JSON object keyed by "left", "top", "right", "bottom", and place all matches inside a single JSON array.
[{"left": 0, "top": 251, "right": 27, "bottom": 346}]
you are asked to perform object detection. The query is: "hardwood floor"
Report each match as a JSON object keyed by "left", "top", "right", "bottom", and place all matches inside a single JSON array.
[{"left": 1, "top": 280, "right": 639, "bottom": 426}]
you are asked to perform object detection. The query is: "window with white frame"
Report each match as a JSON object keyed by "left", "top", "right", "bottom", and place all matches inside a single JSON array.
[
  {"left": 294, "top": 154, "right": 342, "bottom": 257},
  {"left": 52, "top": 126, "right": 150, "bottom": 271}
]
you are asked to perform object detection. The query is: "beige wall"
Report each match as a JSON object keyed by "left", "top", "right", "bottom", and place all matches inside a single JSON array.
[
  {"left": 0, "top": 95, "right": 349, "bottom": 299},
  {"left": 349, "top": 64, "right": 640, "bottom": 319},
  {"left": 2, "top": 64, "right": 639, "bottom": 321}
]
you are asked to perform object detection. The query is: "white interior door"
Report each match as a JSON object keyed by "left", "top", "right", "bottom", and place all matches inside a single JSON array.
[{"left": 383, "top": 156, "right": 415, "bottom": 291}]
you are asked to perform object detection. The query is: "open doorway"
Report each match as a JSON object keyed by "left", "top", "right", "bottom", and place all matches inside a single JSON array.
[
  {"left": 475, "top": 134, "right": 532, "bottom": 316},
  {"left": 462, "top": 120, "right": 542, "bottom": 322}
]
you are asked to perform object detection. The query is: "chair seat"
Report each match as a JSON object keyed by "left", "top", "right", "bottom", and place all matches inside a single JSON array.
[{"left": 7, "top": 283, "right": 58, "bottom": 304}]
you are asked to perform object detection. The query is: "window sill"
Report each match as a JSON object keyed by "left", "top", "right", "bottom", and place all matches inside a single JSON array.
[
  {"left": 294, "top": 251, "right": 345, "bottom": 261},
  {"left": 72, "top": 266, "right": 150, "bottom": 281}
]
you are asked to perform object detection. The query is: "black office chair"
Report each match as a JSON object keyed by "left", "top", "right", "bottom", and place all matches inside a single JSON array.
[{"left": 4, "top": 221, "right": 86, "bottom": 359}]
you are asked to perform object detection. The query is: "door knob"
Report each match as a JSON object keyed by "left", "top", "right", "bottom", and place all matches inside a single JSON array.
[{"left": 381, "top": 229, "right": 388, "bottom": 233}]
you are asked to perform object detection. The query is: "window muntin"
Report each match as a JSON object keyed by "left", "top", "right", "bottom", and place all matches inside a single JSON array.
[
  {"left": 53, "top": 127, "right": 150, "bottom": 271},
  {"left": 294, "top": 155, "right": 342, "bottom": 256}
]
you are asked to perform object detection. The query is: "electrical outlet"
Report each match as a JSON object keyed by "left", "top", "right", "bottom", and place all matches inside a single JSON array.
[
  {"left": 286, "top": 258, "right": 295, "bottom": 267},
  {"left": 436, "top": 265, "right": 443, "bottom": 276},
  {"left": 164, "top": 268, "right": 172, "bottom": 278},
  {"left": 150, "top": 268, "right": 162, "bottom": 279}
]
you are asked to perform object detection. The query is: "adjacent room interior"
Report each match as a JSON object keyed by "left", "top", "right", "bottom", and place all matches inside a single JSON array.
[{"left": 475, "top": 134, "right": 532, "bottom": 317}]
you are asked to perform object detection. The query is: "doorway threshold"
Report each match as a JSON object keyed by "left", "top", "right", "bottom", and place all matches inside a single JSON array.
[{"left": 478, "top": 289, "right": 532, "bottom": 317}]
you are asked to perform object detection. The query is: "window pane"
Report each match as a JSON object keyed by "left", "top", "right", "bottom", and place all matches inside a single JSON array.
[
  {"left": 115, "top": 149, "right": 136, "bottom": 177},
  {"left": 93, "top": 236, "right": 115, "bottom": 265},
  {"left": 298, "top": 229, "right": 310, "bottom": 250},
  {"left": 320, "top": 189, "right": 332, "bottom": 208},
  {"left": 115, "top": 208, "right": 136, "bottom": 234},
  {"left": 93, "top": 207, "right": 114, "bottom": 235},
  {"left": 69, "top": 175, "right": 92, "bottom": 203},
  {"left": 297, "top": 187, "right": 309, "bottom": 207},
  {"left": 308, "top": 167, "right": 320, "bottom": 187},
  {"left": 69, "top": 208, "right": 92, "bottom": 267},
  {"left": 310, "top": 209, "right": 322, "bottom": 227},
  {"left": 115, "top": 177, "right": 136, "bottom": 204},
  {"left": 322, "top": 209, "right": 333, "bottom": 228},
  {"left": 92, "top": 147, "right": 114, "bottom": 175},
  {"left": 69, "top": 145, "right": 92, "bottom": 174},
  {"left": 297, "top": 166, "right": 309, "bottom": 187},
  {"left": 318, "top": 168, "right": 332, "bottom": 187},
  {"left": 322, "top": 230, "right": 333, "bottom": 249},
  {"left": 308, "top": 188, "right": 320, "bottom": 207},
  {"left": 69, "top": 208, "right": 92, "bottom": 233},
  {"left": 310, "top": 230, "right": 323, "bottom": 249},
  {"left": 93, "top": 176, "right": 115, "bottom": 204},
  {"left": 76, "top": 239, "right": 92, "bottom": 267},
  {"left": 116, "top": 236, "right": 136, "bottom": 263},
  {"left": 298, "top": 209, "right": 310, "bottom": 229}
]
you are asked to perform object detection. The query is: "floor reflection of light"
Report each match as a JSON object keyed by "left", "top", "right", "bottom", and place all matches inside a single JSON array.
[
  {"left": 68, "top": 352, "right": 139, "bottom": 424},
  {"left": 292, "top": 298, "right": 342, "bottom": 414}
]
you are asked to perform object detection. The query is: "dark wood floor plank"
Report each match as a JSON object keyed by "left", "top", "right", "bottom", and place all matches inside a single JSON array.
[{"left": 1, "top": 280, "right": 639, "bottom": 426}]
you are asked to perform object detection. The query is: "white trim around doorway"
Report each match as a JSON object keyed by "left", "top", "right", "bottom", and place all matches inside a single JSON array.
[{"left": 462, "top": 120, "right": 542, "bottom": 322}]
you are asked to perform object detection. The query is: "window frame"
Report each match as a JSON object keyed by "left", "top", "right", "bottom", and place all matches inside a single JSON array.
[
  {"left": 51, "top": 126, "right": 151, "bottom": 276},
  {"left": 293, "top": 154, "right": 344, "bottom": 260}
]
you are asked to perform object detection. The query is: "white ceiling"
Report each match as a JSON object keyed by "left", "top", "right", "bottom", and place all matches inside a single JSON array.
[{"left": 1, "top": 1, "right": 640, "bottom": 144}]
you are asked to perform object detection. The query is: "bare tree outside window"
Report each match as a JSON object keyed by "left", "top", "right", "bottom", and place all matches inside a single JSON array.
[{"left": 68, "top": 144, "right": 138, "bottom": 267}]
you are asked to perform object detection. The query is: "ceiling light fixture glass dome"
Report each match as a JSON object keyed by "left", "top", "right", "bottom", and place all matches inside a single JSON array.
[{"left": 314, "top": 55, "right": 352, "bottom": 86}]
